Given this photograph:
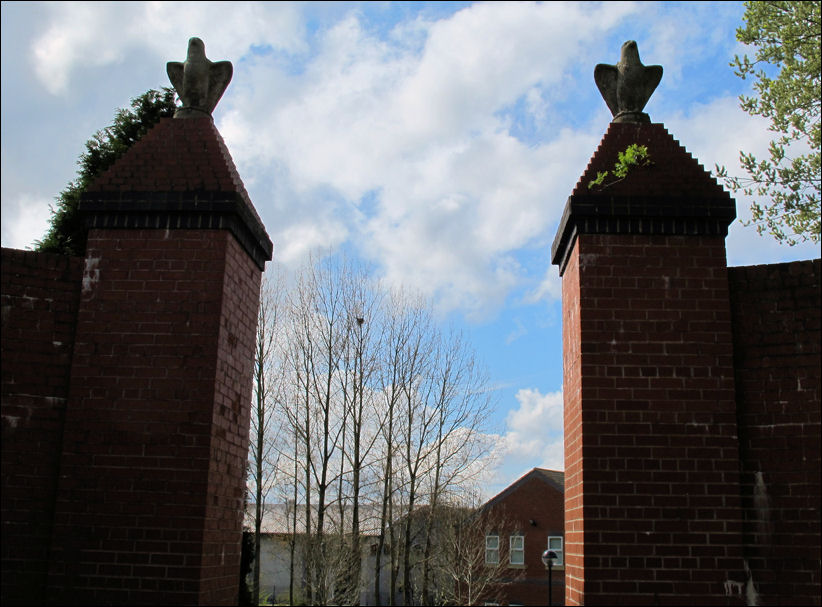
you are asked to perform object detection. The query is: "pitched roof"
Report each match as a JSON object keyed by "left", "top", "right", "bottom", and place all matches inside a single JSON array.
[
  {"left": 79, "top": 116, "right": 272, "bottom": 269},
  {"left": 85, "top": 117, "right": 253, "bottom": 202},
  {"left": 568, "top": 121, "right": 730, "bottom": 200},
  {"left": 551, "top": 121, "right": 736, "bottom": 275},
  {"left": 532, "top": 468, "right": 565, "bottom": 491},
  {"left": 479, "top": 467, "right": 565, "bottom": 513}
]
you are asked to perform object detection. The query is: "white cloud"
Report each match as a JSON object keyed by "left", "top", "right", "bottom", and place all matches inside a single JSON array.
[
  {"left": 504, "top": 388, "right": 563, "bottom": 457},
  {"left": 31, "top": 1, "right": 306, "bottom": 95},
  {"left": 479, "top": 387, "right": 564, "bottom": 498},
  {"left": 12, "top": 1, "right": 649, "bottom": 319},
  {"left": 15, "top": 2, "right": 809, "bottom": 319},
  {"left": 665, "top": 95, "right": 769, "bottom": 177},
  {"left": 219, "top": 2, "right": 630, "bottom": 317},
  {"left": 525, "top": 264, "right": 563, "bottom": 305},
  {"left": 275, "top": 219, "right": 349, "bottom": 266},
  {"left": 0, "top": 194, "right": 52, "bottom": 250}
]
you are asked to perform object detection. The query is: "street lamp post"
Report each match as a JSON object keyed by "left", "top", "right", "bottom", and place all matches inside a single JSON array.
[{"left": 541, "top": 549, "right": 558, "bottom": 607}]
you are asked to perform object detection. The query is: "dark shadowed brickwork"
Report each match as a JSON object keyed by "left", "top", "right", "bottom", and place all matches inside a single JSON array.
[
  {"left": 1, "top": 249, "right": 83, "bottom": 605},
  {"left": 729, "top": 259, "right": 821, "bottom": 605},
  {"left": 561, "top": 234, "right": 746, "bottom": 606}
]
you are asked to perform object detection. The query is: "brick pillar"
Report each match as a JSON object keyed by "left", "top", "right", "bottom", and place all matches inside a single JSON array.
[
  {"left": 552, "top": 122, "right": 746, "bottom": 605},
  {"left": 47, "top": 117, "right": 272, "bottom": 605}
]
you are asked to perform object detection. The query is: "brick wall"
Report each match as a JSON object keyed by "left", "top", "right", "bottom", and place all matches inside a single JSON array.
[
  {"left": 729, "top": 259, "right": 821, "bottom": 604},
  {"left": 562, "top": 233, "right": 746, "bottom": 605},
  {"left": 1, "top": 248, "right": 83, "bottom": 604},
  {"left": 562, "top": 243, "right": 584, "bottom": 606}
]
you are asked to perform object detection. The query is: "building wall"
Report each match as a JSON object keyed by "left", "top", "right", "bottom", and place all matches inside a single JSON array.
[
  {"left": 560, "top": 243, "right": 821, "bottom": 606},
  {"left": 1, "top": 248, "right": 83, "bottom": 605},
  {"left": 729, "top": 259, "right": 821, "bottom": 604},
  {"left": 251, "top": 534, "right": 392, "bottom": 606},
  {"left": 254, "top": 534, "right": 303, "bottom": 604},
  {"left": 481, "top": 473, "right": 566, "bottom": 606},
  {"left": 41, "top": 228, "right": 259, "bottom": 604},
  {"left": 553, "top": 118, "right": 820, "bottom": 605}
]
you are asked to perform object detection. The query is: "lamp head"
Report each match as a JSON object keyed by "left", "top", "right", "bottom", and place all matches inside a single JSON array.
[{"left": 541, "top": 549, "right": 558, "bottom": 566}]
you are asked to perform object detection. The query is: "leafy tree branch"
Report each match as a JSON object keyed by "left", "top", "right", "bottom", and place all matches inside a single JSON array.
[{"left": 716, "top": 0, "right": 821, "bottom": 245}]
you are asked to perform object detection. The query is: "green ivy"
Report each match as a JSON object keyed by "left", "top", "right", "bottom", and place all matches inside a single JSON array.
[
  {"left": 588, "top": 144, "right": 651, "bottom": 190},
  {"left": 35, "top": 88, "right": 178, "bottom": 256}
]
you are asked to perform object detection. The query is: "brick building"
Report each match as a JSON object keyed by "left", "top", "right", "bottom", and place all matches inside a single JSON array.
[{"left": 476, "top": 468, "right": 566, "bottom": 606}]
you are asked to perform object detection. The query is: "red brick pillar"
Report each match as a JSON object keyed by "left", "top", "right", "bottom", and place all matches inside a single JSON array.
[
  {"left": 552, "top": 122, "right": 746, "bottom": 605},
  {"left": 47, "top": 117, "right": 272, "bottom": 605}
]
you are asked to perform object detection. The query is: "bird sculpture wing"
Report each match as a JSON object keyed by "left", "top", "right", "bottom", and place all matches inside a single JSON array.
[
  {"left": 167, "top": 61, "right": 185, "bottom": 96},
  {"left": 594, "top": 63, "right": 620, "bottom": 117},
  {"left": 207, "top": 60, "right": 233, "bottom": 113},
  {"left": 641, "top": 65, "right": 663, "bottom": 104}
]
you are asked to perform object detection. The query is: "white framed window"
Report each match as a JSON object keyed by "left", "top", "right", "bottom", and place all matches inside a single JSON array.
[
  {"left": 509, "top": 534, "right": 524, "bottom": 565},
  {"left": 485, "top": 534, "right": 499, "bottom": 564},
  {"left": 547, "top": 536, "right": 563, "bottom": 566}
]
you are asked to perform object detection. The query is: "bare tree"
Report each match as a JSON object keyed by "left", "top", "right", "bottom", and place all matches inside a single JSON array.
[
  {"left": 372, "top": 290, "right": 432, "bottom": 606},
  {"left": 416, "top": 330, "right": 495, "bottom": 604},
  {"left": 337, "top": 264, "right": 384, "bottom": 605},
  {"left": 386, "top": 325, "right": 497, "bottom": 606},
  {"left": 249, "top": 273, "right": 285, "bottom": 605},
  {"left": 248, "top": 257, "right": 499, "bottom": 606},
  {"left": 434, "top": 498, "right": 524, "bottom": 606},
  {"left": 280, "top": 257, "right": 377, "bottom": 605},
  {"left": 397, "top": 303, "right": 439, "bottom": 606},
  {"left": 282, "top": 261, "right": 342, "bottom": 605},
  {"left": 372, "top": 305, "right": 402, "bottom": 605}
]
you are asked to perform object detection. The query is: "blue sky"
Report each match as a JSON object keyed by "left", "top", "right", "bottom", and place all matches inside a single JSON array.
[{"left": 2, "top": 1, "right": 819, "bottom": 498}]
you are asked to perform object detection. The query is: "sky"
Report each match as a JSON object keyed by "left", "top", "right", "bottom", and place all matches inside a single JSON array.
[{"left": 2, "top": 1, "right": 819, "bottom": 499}]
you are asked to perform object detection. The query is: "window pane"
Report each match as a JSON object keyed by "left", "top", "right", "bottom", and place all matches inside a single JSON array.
[
  {"left": 547, "top": 536, "right": 563, "bottom": 566},
  {"left": 510, "top": 535, "right": 524, "bottom": 565},
  {"left": 486, "top": 535, "right": 499, "bottom": 564}
]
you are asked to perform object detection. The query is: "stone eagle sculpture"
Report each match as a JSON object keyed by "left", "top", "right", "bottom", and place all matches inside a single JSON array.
[
  {"left": 594, "top": 40, "right": 662, "bottom": 123},
  {"left": 167, "top": 37, "right": 233, "bottom": 118}
]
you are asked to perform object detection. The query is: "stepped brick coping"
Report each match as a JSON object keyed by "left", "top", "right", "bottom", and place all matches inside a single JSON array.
[
  {"left": 79, "top": 116, "right": 272, "bottom": 270},
  {"left": 551, "top": 122, "right": 736, "bottom": 276}
]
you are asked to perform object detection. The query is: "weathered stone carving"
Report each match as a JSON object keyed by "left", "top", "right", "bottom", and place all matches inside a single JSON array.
[
  {"left": 594, "top": 40, "right": 662, "bottom": 123},
  {"left": 167, "top": 37, "right": 232, "bottom": 118}
]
